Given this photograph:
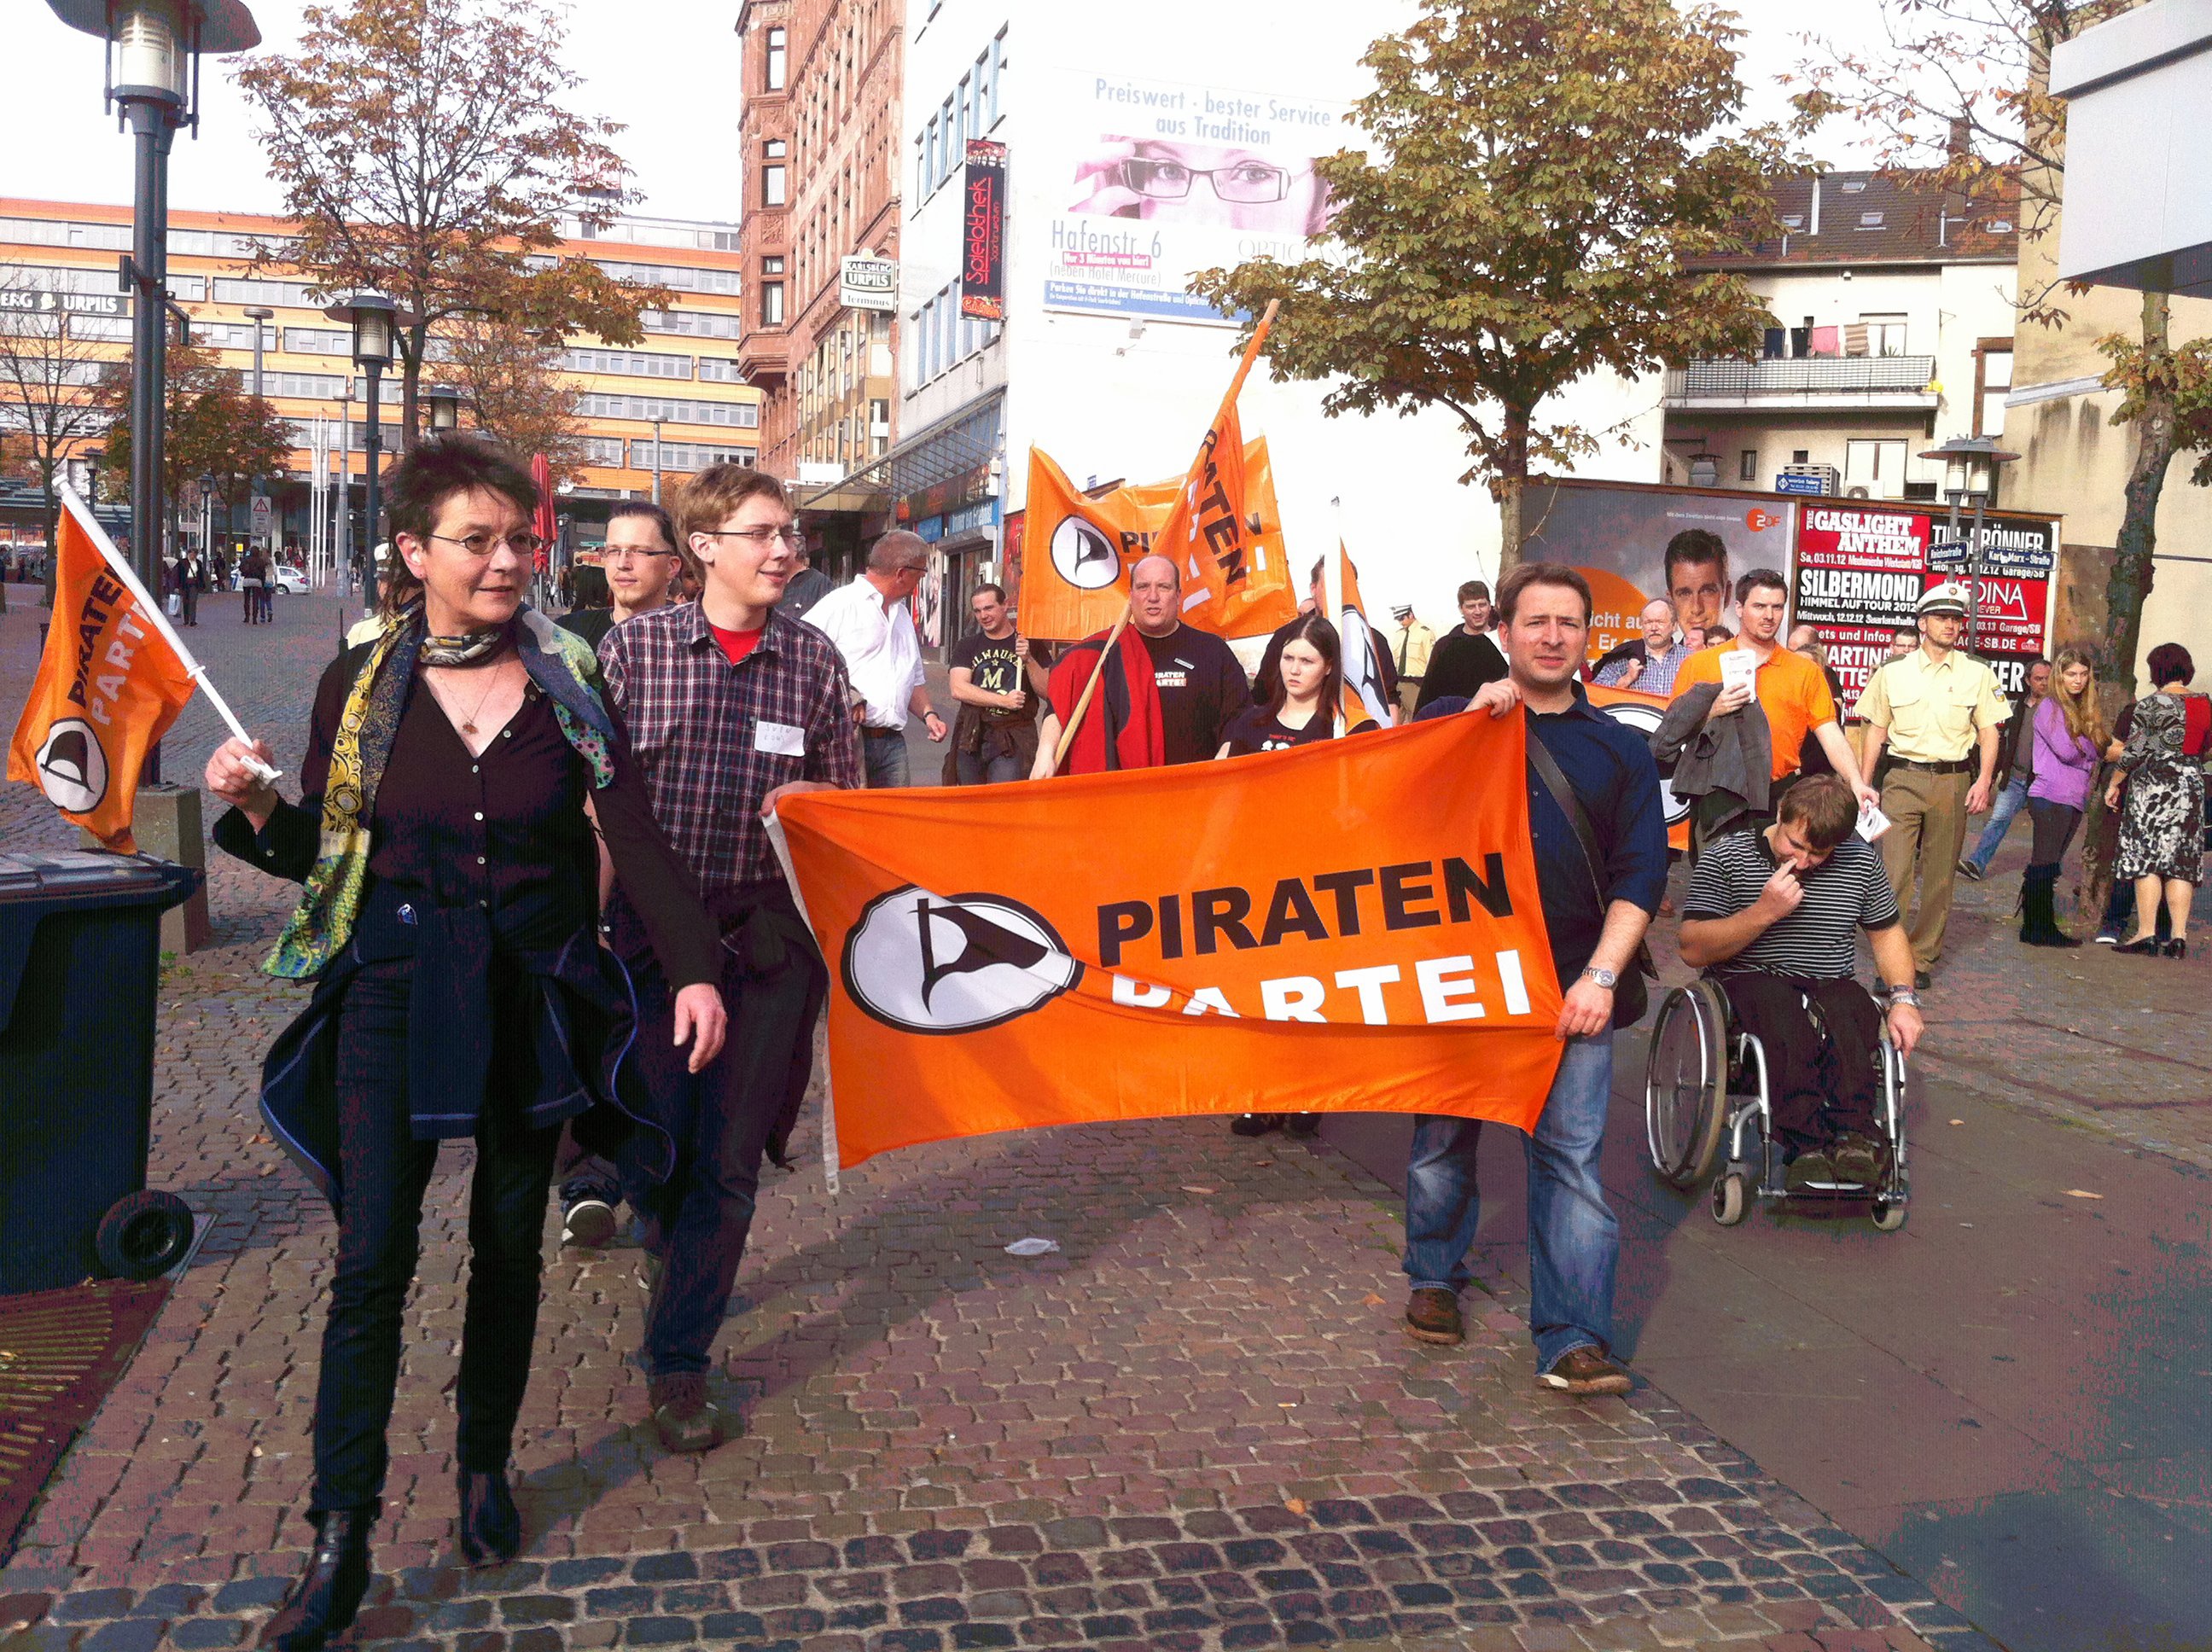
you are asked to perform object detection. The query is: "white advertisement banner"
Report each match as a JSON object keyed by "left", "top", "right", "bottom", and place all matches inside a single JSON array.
[{"left": 1039, "top": 68, "right": 1348, "bottom": 325}]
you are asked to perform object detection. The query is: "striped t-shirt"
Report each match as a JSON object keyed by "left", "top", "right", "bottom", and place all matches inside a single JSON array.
[{"left": 1681, "top": 828, "right": 1901, "bottom": 980}]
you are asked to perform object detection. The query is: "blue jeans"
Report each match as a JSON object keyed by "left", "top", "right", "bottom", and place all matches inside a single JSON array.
[
  {"left": 956, "top": 748, "right": 1025, "bottom": 785},
  {"left": 1403, "top": 1033, "right": 1619, "bottom": 1369},
  {"left": 1964, "top": 772, "right": 2031, "bottom": 872},
  {"left": 861, "top": 726, "right": 911, "bottom": 788}
]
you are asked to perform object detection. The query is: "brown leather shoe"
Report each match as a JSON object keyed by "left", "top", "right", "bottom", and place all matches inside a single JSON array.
[
  {"left": 1403, "top": 1288, "right": 1464, "bottom": 1346},
  {"left": 1539, "top": 1345, "right": 1633, "bottom": 1396},
  {"left": 649, "top": 1374, "right": 731, "bottom": 1454}
]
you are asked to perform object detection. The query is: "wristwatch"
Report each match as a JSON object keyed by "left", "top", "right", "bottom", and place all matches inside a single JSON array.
[
  {"left": 1581, "top": 966, "right": 1617, "bottom": 989},
  {"left": 1887, "top": 987, "right": 1920, "bottom": 1009}
]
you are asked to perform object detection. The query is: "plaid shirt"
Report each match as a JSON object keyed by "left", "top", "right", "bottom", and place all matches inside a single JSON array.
[{"left": 599, "top": 602, "right": 862, "bottom": 901}]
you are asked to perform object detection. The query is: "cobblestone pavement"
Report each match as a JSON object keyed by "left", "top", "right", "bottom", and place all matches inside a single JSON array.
[{"left": 1, "top": 596, "right": 2174, "bottom": 1650}]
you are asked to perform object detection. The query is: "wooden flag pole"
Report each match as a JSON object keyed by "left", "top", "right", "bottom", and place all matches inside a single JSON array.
[{"left": 1051, "top": 597, "right": 1132, "bottom": 771}]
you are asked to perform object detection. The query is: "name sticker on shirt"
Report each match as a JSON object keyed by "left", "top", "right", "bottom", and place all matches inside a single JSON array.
[{"left": 754, "top": 720, "right": 806, "bottom": 756}]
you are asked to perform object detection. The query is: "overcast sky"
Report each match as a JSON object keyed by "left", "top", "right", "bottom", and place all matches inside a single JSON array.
[{"left": 8, "top": 0, "right": 1881, "bottom": 224}]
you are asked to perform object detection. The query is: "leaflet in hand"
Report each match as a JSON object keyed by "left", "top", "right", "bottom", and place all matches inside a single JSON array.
[
  {"left": 1719, "top": 649, "right": 1759, "bottom": 695},
  {"left": 1855, "top": 799, "right": 1891, "bottom": 842}
]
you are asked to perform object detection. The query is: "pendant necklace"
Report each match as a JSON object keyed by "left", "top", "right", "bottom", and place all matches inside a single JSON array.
[{"left": 451, "top": 657, "right": 509, "bottom": 736}]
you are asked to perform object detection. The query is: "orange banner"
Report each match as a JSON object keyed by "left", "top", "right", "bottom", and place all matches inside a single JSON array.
[
  {"left": 9, "top": 503, "right": 195, "bottom": 852},
  {"left": 1586, "top": 681, "right": 1690, "bottom": 852},
  {"left": 777, "top": 711, "right": 1568, "bottom": 1173}
]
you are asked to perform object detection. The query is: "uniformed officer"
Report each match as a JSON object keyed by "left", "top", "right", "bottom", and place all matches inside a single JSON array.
[{"left": 1854, "top": 582, "right": 2011, "bottom": 987}]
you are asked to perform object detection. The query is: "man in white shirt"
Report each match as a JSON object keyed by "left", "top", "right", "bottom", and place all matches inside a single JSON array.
[{"left": 802, "top": 528, "right": 947, "bottom": 787}]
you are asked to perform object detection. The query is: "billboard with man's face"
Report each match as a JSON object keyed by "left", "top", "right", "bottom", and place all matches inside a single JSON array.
[
  {"left": 1518, "top": 480, "right": 1792, "bottom": 660},
  {"left": 1043, "top": 68, "right": 1345, "bottom": 324}
]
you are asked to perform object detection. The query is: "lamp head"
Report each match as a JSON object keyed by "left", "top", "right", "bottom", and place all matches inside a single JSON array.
[
  {"left": 45, "top": 1, "right": 259, "bottom": 109},
  {"left": 426, "top": 384, "right": 462, "bottom": 433},
  {"left": 325, "top": 292, "right": 399, "bottom": 369}
]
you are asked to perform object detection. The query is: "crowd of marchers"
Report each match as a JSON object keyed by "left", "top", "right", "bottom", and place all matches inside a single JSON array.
[{"left": 201, "top": 439, "right": 2203, "bottom": 1650}]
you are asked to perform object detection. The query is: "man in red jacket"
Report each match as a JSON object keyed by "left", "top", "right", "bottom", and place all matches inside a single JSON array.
[{"left": 1031, "top": 554, "right": 1244, "bottom": 776}]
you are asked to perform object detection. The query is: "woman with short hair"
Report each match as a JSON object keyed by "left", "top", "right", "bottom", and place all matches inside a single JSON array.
[
  {"left": 2017, "top": 649, "right": 2104, "bottom": 947},
  {"left": 204, "top": 436, "right": 726, "bottom": 1648},
  {"left": 2110, "top": 642, "right": 2207, "bottom": 957}
]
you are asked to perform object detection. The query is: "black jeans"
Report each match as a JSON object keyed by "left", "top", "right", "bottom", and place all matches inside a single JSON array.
[
  {"left": 2027, "top": 798, "right": 2082, "bottom": 868},
  {"left": 311, "top": 959, "right": 561, "bottom": 1512},
  {"left": 1722, "top": 974, "right": 1882, "bottom": 1155},
  {"left": 626, "top": 940, "right": 818, "bottom": 1377}
]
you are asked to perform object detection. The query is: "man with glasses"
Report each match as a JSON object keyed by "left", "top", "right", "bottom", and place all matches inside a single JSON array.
[
  {"left": 560, "top": 502, "right": 683, "bottom": 650},
  {"left": 802, "top": 529, "right": 948, "bottom": 788},
  {"left": 597, "top": 463, "right": 861, "bottom": 1451}
]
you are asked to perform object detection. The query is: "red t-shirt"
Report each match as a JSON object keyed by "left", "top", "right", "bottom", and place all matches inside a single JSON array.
[{"left": 711, "top": 622, "right": 764, "bottom": 667}]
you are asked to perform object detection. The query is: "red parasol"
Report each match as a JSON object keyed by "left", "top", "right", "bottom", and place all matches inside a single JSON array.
[{"left": 531, "top": 453, "right": 555, "bottom": 572}]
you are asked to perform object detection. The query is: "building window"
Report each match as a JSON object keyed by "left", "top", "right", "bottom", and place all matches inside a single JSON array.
[
  {"left": 765, "top": 138, "right": 786, "bottom": 160},
  {"left": 1861, "top": 313, "right": 1907, "bottom": 356},
  {"left": 1738, "top": 449, "right": 1757, "bottom": 483},
  {"left": 762, "top": 255, "right": 783, "bottom": 275},
  {"left": 765, "top": 26, "right": 787, "bottom": 90},
  {"left": 986, "top": 32, "right": 1005, "bottom": 127},
  {"left": 762, "top": 164, "right": 787, "bottom": 207},
  {"left": 761, "top": 282, "right": 784, "bottom": 326}
]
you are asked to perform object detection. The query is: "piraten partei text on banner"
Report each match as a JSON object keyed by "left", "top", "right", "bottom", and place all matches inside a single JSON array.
[{"left": 774, "top": 708, "right": 1567, "bottom": 1172}]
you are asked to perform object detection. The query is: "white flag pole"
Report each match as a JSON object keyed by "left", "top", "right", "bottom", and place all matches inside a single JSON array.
[
  {"left": 763, "top": 806, "right": 840, "bottom": 1195},
  {"left": 58, "top": 485, "right": 282, "bottom": 782},
  {"left": 1326, "top": 496, "right": 1348, "bottom": 736}
]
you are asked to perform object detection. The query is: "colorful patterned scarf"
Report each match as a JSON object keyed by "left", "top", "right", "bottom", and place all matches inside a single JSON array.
[{"left": 265, "top": 603, "right": 617, "bottom": 980}]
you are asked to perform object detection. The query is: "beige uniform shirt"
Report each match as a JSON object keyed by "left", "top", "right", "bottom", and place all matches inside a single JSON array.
[
  {"left": 1852, "top": 647, "right": 2009, "bottom": 763},
  {"left": 1392, "top": 618, "right": 1436, "bottom": 682}
]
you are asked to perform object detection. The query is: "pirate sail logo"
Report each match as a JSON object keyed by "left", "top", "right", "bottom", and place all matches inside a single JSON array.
[
  {"left": 32, "top": 718, "right": 108, "bottom": 814},
  {"left": 842, "top": 885, "right": 1082, "bottom": 1034},
  {"left": 1049, "top": 514, "right": 1121, "bottom": 590}
]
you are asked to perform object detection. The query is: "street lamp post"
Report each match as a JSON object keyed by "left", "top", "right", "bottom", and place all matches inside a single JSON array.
[
  {"left": 242, "top": 303, "right": 274, "bottom": 398},
  {"left": 651, "top": 417, "right": 663, "bottom": 505},
  {"left": 326, "top": 294, "right": 397, "bottom": 619},
  {"left": 43, "top": 2, "right": 260, "bottom": 605},
  {"left": 333, "top": 379, "right": 353, "bottom": 595},
  {"left": 1918, "top": 436, "right": 2021, "bottom": 654}
]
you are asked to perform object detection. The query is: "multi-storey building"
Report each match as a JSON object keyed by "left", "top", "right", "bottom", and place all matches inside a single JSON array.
[
  {"left": 1661, "top": 171, "right": 2019, "bottom": 503},
  {"left": 734, "top": 1, "right": 796, "bottom": 477},
  {"left": 0, "top": 197, "right": 758, "bottom": 561},
  {"left": 737, "top": 0, "right": 903, "bottom": 580}
]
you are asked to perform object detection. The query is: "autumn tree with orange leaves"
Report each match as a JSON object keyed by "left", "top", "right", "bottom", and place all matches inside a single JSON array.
[{"left": 234, "top": 0, "right": 671, "bottom": 449}]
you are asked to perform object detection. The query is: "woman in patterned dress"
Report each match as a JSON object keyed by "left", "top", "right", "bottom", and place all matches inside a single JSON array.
[{"left": 2110, "top": 643, "right": 2205, "bottom": 957}]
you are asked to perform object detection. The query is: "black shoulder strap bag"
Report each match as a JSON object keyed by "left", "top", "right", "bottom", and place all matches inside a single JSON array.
[{"left": 1524, "top": 732, "right": 1657, "bottom": 1027}]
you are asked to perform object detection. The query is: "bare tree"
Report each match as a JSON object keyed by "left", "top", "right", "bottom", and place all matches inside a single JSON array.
[{"left": 0, "top": 287, "right": 119, "bottom": 605}]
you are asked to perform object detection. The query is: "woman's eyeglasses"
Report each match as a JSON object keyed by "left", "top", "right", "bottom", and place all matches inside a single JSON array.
[
  {"left": 1118, "top": 157, "right": 1295, "bottom": 205},
  {"left": 430, "top": 532, "right": 548, "bottom": 557}
]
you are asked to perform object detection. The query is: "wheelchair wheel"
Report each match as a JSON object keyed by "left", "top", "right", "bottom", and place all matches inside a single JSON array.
[
  {"left": 1871, "top": 1199, "right": 1907, "bottom": 1232},
  {"left": 1712, "top": 1169, "right": 1749, "bottom": 1226},
  {"left": 1645, "top": 980, "right": 1731, "bottom": 1190}
]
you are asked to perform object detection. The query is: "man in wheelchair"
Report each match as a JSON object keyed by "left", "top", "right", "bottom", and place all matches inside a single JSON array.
[{"left": 1675, "top": 775, "right": 1925, "bottom": 1189}]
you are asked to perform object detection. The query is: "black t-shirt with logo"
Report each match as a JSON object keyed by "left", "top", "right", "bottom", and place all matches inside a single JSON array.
[
  {"left": 952, "top": 629, "right": 1051, "bottom": 724},
  {"left": 1220, "top": 704, "right": 1335, "bottom": 757},
  {"left": 1141, "top": 625, "right": 1247, "bottom": 766}
]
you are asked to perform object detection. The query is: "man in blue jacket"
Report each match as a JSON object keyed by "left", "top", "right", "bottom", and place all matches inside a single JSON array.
[{"left": 1406, "top": 563, "right": 1668, "bottom": 1396}]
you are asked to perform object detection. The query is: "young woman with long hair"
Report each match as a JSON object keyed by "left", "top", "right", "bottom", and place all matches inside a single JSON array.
[
  {"left": 1218, "top": 612, "right": 1365, "bottom": 757},
  {"left": 2017, "top": 648, "right": 2104, "bottom": 946},
  {"left": 1220, "top": 614, "right": 1376, "bottom": 1137}
]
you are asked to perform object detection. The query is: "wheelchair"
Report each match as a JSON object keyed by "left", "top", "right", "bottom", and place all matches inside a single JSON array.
[{"left": 1643, "top": 976, "right": 1909, "bottom": 1230}]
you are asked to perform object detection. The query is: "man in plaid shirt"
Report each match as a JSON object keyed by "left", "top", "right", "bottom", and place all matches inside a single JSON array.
[{"left": 599, "top": 462, "right": 861, "bottom": 1453}]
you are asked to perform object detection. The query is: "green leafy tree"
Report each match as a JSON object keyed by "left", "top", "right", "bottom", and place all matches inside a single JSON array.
[
  {"left": 1191, "top": 0, "right": 1787, "bottom": 567},
  {"left": 234, "top": 0, "right": 670, "bottom": 447}
]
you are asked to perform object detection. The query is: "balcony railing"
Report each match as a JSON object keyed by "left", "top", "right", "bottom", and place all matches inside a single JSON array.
[{"left": 1665, "top": 355, "right": 1938, "bottom": 402}]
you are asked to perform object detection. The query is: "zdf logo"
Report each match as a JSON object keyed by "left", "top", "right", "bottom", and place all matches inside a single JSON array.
[{"left": 841, "top": 885, "right": 1083, "bottom": 1034}]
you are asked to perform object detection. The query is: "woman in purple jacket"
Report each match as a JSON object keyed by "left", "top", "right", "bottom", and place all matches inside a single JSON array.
[{"left": 2019, "top": 648, "right": 2105, "bottom": 947}]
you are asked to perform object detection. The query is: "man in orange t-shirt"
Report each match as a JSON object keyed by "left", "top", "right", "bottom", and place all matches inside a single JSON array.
[{"left": 1674, "top": 569, "right": 1875, "bottom": 822}]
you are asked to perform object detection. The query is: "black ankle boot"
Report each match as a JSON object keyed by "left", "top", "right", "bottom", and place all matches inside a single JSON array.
[
  {"left": 457, "top": 1468, "right": 522, "bottom": 1567},
  {"left": 259, "top": 1505, "right": 374, "bottom": 1649}
]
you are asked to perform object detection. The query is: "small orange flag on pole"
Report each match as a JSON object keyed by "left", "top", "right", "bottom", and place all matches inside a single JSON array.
[{"left": 9, "top": 488, "right": 265, "bottom": 852}]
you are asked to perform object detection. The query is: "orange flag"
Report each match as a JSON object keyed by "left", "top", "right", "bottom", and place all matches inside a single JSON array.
[
  {"left": 775, "top": 710, "right": 1566, "bottom": 1178},
  {"left": 1586, "top": 680, "right": 1691, "bottom": 852},
  {"left": 1019, "top": 317, "right": 1299, "bottom": 642},
  {"left": 9, "top": 495, "right": 197, "bottom": 852}
]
